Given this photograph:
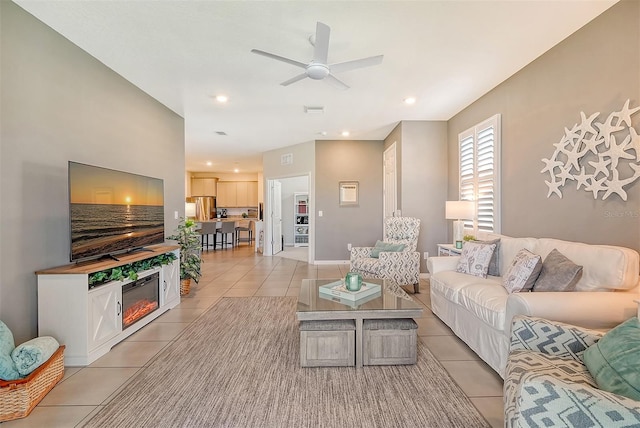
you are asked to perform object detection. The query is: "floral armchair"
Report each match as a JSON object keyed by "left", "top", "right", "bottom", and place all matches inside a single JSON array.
[
  {"left": 504, "top": 316, "right": 640, "bottom": 427},
  {"left": 349, "top": 217, "right": 421, "bottom": 293}
]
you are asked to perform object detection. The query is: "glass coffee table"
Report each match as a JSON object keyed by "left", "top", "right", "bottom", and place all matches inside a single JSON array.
[{"left": 296, "top": 278, "right": 423, "bottom": 368}]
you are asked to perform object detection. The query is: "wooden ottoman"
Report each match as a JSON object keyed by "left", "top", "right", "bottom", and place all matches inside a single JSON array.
[
  {"left": 363, "top": 318, "right": 417, "bottom": 365},
  {"left": 299, "top": 320, "right": 355, "bottom": 367}
]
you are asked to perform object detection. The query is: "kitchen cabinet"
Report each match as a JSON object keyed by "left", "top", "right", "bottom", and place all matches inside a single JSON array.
[
  {"left": 191, "top": 178, "right": 217, "bottom": 196},
  {"left": 217, "top": 181, "right": 258, "bottom": 207}
]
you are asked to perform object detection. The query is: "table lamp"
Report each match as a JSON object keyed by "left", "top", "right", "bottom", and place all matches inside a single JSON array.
[
  {"left": 445, "top": 201, "right": 475, "bottom": 249},
  {"left": 185, "top": 202, "right": 196, "bottom": 219}
]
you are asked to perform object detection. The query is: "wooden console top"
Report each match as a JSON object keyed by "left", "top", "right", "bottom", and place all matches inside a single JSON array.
[{"left": 36, "top": 244, "right": 180, "bottom": 275}]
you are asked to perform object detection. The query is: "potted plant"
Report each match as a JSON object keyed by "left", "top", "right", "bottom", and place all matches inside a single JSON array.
[{"left": 167, "top": 217, "right": 202, "bottom": 295}]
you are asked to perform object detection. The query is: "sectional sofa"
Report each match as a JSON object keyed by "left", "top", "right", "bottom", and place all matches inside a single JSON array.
[{"left": 427, "top": 233, "right": 640, "bottom": 377}]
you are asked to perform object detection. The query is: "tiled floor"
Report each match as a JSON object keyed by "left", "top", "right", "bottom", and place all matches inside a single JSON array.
[{"left": 4, "top": 245, "right": 504, "bottom": 427}]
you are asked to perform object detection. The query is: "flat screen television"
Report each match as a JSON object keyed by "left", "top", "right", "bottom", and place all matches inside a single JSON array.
[{"left": 68, "top": 161, "right": 165, "bottom": 262}]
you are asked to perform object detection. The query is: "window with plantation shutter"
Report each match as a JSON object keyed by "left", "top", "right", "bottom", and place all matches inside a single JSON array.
[{"left": 458, "top": 114, "right": 501, "bottom": 234}]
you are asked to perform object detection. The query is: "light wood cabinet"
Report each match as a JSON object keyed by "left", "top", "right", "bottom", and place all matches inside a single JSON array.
[
  {"left": 191, "top": 178, "right": 217, "bottom": 196},
  {"left": 217, "top": 181, "right": 258, "bottom": 207}
]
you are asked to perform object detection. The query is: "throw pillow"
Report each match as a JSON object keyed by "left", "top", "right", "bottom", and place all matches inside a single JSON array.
[
  {"left": 532, "top": 248, "right": 583, "bottom": 292},
  {"left": 583, "top": 317, "right": 640, "bottom": 401},
  {"left": 502, "top": 249, "right": 542, "bottom": 293},
  {"left": 473, "top": 238, "right": 501, "bottom": 276},
  {"left": 455, "top": 242, "right": 497, "bottom": 278},
  {"left": 370, "top": 240, "right": 406, "bottom": 258},
  {"left": 0, "top": 320, "right": 20, "bottom": 381}
]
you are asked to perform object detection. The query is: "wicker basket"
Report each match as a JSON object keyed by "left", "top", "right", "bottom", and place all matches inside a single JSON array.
[
  {"left": 180, "top": 278, "right": 191, "bottom": 296},
  {"left": 0, "top": 345, "right": 65, "bottom": 422}
]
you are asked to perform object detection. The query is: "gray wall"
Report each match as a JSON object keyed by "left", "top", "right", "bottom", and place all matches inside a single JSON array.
[
  {"left": 448, "top": 0, "right": 640, "bottom": 252},
  {"left": 1, "top": 2, "right": 185, "bottom": 342},
  {"left": 315, "top": 140, "right": 384, "bottom": 261},
  {"left": 395, "top": 121, "right": 448, "bottom": 271}
]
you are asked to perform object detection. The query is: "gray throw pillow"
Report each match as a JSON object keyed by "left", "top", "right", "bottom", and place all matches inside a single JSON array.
[
  {"left": 502, "top": 249, "right": 542, "bottom": 293},
  {"left": 473, "top": 238, "right": 500, "bottom": 276},
  {"left": 533, "top": 248, "right": 583, "bottom": 292},
  {"left": 455, "top": 242, "right": 497, "bottom": 279}
]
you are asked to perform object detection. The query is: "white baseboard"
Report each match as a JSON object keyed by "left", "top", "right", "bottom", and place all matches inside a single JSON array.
[{"left": 314, "top": 260, "right": 350, "bottom": 265}]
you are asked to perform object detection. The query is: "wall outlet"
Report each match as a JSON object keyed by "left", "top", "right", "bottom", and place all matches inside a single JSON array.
[
  {"left": 347, "top": 243, "right": 352, "bottom": 251},
  {"left": 423, "top": 251, "right": 429, "bottom": 260},
  {"left": 174, "top": 211, "right": 179, "bottom": 220}
]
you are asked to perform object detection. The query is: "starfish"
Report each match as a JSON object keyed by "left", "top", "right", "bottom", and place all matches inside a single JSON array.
[
  {"left": 581, "top": 135, "right": 603, "bottom": 156},
  {"left": 584, "top": 175, "right": 608, "bottom": 199},
  {"left": 563, "top": 123, "right": 581, "bottom": 144},
  {"left": 540, "top": 157, "right": 563, "bottom": 175},
  {"left": 605, "top": 134, "right": 635, "bottom": 170},
  {"left": 588, "top": 156, "right": 611, "bottom": 179},
  {"left": 628, "top": 127, "right": 640, "bottom": 161},
  {"left": 573, "top": 166, "right": 591, "bottom": 190},
  {"left": 556, "top": 167, "right": 574, "bottom": 186},
  {"left": 615, "top": 99, "right": 640, "bottom": 127},
  {"left": 602, "top": 168, "right": 640, "bottom": 201},
  {"left": 595, "top": 113, "right": 625, "bottom": 147},
  {"left": 578, "top": 111, "right": 600, "bottom": 139},
  {"left": 545, "top": 178, "right": 563, "bottom": 198},
  {"left": 561, "top": 146, "right": 586, "bottom": 173}
]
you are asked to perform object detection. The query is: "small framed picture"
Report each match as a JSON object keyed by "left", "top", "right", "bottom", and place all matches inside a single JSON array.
[{"left": 339, "top": 181, "right": 359, "bottom": 206}]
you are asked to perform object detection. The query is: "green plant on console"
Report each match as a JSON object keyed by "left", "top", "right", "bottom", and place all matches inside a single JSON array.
[
  {"left": 167, "top": 218, "right": 202, "bottom": 284},
  {"left": 88, "top": 252, "right": 177, "bottom": 287}
]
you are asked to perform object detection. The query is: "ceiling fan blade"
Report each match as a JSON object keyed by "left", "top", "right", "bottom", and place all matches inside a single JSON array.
[
  {"left": 330, "top": 55, "right": 384, "bottom": 74},
  {"left": 251, "top": 49, "right": 307, "bottom": 69},
  {"left": 313, "top": 22, "right": 330, "bottom": 64},
  {"left": 325, "top": 74, "right": 350, "bottom": 90},
  {"left": 281, "top": 73, "right": 308, "bottom": 86}
]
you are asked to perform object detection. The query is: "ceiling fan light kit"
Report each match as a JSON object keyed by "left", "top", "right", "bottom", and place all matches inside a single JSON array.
[{"left": 251, "top": 21, "right": 383, "bottom": 90}]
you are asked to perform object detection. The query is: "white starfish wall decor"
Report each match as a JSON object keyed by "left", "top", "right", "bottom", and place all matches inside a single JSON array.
[{"left": 541, "top": 99, "right": 640, "bottom": 201}]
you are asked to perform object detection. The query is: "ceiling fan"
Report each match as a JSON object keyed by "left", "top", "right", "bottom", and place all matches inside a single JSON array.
[{"left": 251, "top": 22, "right": 383, "bottom": 90}]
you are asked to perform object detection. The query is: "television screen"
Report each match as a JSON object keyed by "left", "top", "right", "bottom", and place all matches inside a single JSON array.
[{"left": 69, "top": 161, "right": 165, "bottom": 262}]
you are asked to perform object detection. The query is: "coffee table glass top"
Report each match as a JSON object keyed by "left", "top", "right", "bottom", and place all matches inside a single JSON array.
[{"left": 296, "top": 278, "right": 422, "bottom": 313}]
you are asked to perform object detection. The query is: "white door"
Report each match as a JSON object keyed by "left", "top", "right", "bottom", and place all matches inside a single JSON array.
[
  {"left": 88, "top": 282, "right": 121, "bottom": 351},
  {"left": 269, "top": 180, "right": 283, "bottom": 254},
  {"left": 383, "top": 143, "right": 398, "bottom": 218}
]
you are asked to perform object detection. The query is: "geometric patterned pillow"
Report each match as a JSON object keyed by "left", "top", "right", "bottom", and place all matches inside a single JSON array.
[
  {"left": 455, "top": 241, "right": 497, "bottom": 278},
  {"left": 502, "top": 249, "right": 542, "bottom": 293}
]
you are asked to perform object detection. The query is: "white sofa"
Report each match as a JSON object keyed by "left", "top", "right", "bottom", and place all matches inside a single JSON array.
[{"left": 427, "top": 233, "right": 640, "bottom": 377}]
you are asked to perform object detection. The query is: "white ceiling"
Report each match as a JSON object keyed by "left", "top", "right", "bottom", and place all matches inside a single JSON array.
[{"left": 14, "top": 0, "right": 617, "bottom": 173}]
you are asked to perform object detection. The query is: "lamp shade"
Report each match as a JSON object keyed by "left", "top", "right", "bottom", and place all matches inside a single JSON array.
[
  {"left": 445, "top": 201, "right": 474, "bottom": 220},
  {"left": 185, "top": 202, "right": 196, "bottom": 218}
]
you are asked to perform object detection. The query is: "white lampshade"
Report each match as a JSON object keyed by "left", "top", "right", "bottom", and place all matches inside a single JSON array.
[
  {"left": 445, "top": 201, "right": 475, "bottom": 220},
  {"left": 185, "top": 202, "right": 196, "bottom": 218}
]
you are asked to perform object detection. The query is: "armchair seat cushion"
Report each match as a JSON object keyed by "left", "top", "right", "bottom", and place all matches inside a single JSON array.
[{"left": 350, "top": 257, "right": 384, "bottom": 276}]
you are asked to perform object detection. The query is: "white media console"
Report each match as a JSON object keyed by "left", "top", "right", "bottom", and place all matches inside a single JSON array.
[{"left": 36, "top": 244, "right": 180, "bottom": 366}]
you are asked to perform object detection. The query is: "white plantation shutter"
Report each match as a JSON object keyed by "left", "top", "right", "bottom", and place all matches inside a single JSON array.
[{"left": 458, "top": 114, "right": 501, "bottom": 233}]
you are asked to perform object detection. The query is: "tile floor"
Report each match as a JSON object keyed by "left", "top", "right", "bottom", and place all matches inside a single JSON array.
[{"left": 4, "top": 245, "right": 504, "bottom": 427}]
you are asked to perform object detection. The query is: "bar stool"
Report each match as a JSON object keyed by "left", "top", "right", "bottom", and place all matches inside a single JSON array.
[
  {"left": 199, "top": 222, "right": 217, "bottom": 251},
  {"left": 235, "top": 220, "right": 254, "bottom": 245},
  {"left": 215, "top": 221, "right": 236, "bottom": 249}
]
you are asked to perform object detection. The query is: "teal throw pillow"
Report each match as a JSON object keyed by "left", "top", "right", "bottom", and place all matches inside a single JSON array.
[
  {"left": 0, "top": 320, "right": 20, "bottom": 381},
  {"left": 370, "top": 240, "right": 406, "bottom": 258},
  {"left": 583, "top": 317, "right": 640, "bottom": 400}
]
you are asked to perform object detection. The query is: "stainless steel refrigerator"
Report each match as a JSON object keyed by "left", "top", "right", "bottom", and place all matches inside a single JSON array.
[{"left": 186, "top": 196, "right": 216, "bottom": 221}]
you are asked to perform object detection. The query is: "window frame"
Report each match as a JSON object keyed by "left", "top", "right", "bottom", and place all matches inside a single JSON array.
[{"left": 458, "top": 114, "right": 501, "bottom": 234}]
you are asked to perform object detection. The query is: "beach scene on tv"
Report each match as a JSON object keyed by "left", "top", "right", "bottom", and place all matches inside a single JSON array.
[{"left": 69, "top": 162, "right": 165, "bottom": 261}]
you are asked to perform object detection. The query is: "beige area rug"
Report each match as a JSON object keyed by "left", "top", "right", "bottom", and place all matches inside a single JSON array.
[{"left": 85, "top": 297, "right": 489, "bottom": 428}]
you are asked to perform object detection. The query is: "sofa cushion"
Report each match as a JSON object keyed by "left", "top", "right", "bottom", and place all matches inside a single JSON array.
[
  {"left": 473, "top": 238, "right": 500, "bottom": 276},
  {"left": 430, "top": 271, "right": 501, "bottom": 304},
  {"left": 583, "top": 317, "right": 640, "bottom": 400},
  {"left": 455, "top": 242, "right": 496, "bottom": 278},
  {"left": 533, "top": 248, "right": 583, "bottom": 292},
  {"left": 370, "top": 240, "right": 406, "bottom": 258},
  {"left": 457, "top": 283, "right": 508, "bottom": 330},
  {"left": 502, "top": 249, "right": 542, "bottom": 293},
  {"left": 535, "top": 238, "right": 640, "bottom": 291}
]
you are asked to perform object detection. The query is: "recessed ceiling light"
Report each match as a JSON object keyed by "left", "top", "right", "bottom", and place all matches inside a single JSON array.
[
  {"left": 341, "top": 130, "right": 350, "bottom": 137},
  {"left": 206, "top": 161, "right": 212, "bottom": 166},
  {"left": 404, "top": 97, "right": 416, "bottom": 105},
  {"left": 216, "top": 95, "right": 228, "bottom": 103},
  {"left": 234, "top": 168, "right": 239, "bottom": 173}
]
